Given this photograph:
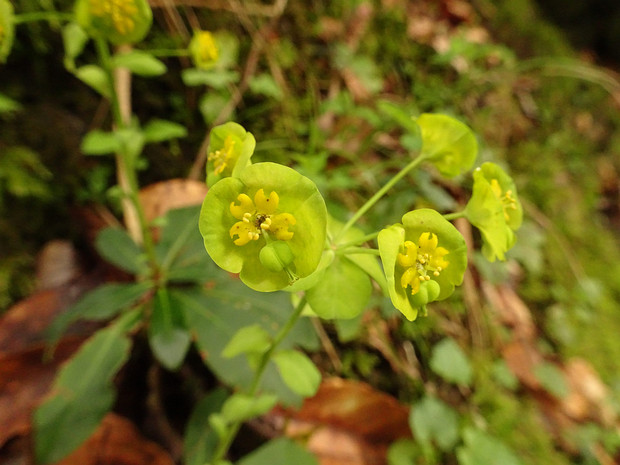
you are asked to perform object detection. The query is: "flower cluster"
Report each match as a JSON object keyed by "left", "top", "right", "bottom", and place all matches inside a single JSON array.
[
  {"left": 189, "top": 30, "right": 219, "bottom": 70},
  {"left": 465, "top": 162, "right": 523, "bottom": 261},
  {"left": 75, "top": 0, "right": 152, "bottom": 44},
  {"left": 378, "top": 209, "right": 467, "bottom": 320},
  {"left": 206, "top": 122, "right": 255, "bottom": 187},
  {"left": 200, "top": 162, "right": 326, "bottom": 292}
]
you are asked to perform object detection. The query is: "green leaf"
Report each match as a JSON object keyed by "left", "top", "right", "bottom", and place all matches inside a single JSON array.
[
  {"left": 430, "top": 338, "right": 472, "bottom": 386},
  {"left": 534, "top": 362, "right": 569, "bottom": 398},
  {"left": 142, "top": 118, "right": 187, "bottom": 143},
  {"left": 148, "top": 288, "right": 191, "bottom": 370},
  {"left": 222, "top": 324, "right": 272, "bottom": 358},
  {"left": 46, "top": 281, "right": 152, "bottom": 346},
  {"left": 387, "top": 439, "right": 419, "bottom": 465},
  {"left": 182, "top": 68, "right": 239, "bottom": 88},
  {"left": 111, "top": 50, "right": 167, "bottom": 76},
  {"left": 377, "top": 100, "right": 420, "bottom": 133},
  {"left": 183, "top": 389, "right": 228, "bottom": 465},
  {"left": 74, "top": 65, "right": 111, "bottom": 98},
  {"left": 62, "top": 22, "right": 89, "bottom": 70},
  {"left": 0, "top": 92, "right": 21, "bottom": 113},
  {"left": 177, "top": 285, "right": 318, "bottom": 406},
  {"left": 0, "top": 0, "right": 15, "bottom": 63},
  {"left": 272, "top": 350, "right": 321, "bottom": 397},
  {"left": 305, "top": 256, "right": 371, "bottom": 319},
  {"left": 81, "top": 129, "right": 120, "bottom": 155},
  {"left": 410, "top": 396, "right": 460, "bottom": 450},
  {"left": 249, "top": 73, "right": 283, "bottom": 100},
  {"left": 95, "top": 227, "right": 146, "bottom": 275},
  {"left": 34, "top": 311, "right": 138, "bottom": 464},
  {"left": 220, "top": 392, "right": 278, "bottom": 424},
  {"left": 237, "top": 438, "right": 317, "bottom": 465},
  {"left": 416, "top": 113, "right": 478, "bottom": 178},
  {"left": 457, "top": 427, "right": 523, "bottom": 465}
]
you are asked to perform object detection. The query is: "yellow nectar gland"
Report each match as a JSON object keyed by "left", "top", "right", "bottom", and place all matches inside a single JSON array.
[
  {"left": 229, "top": 188, "right": 296, "bottom": 246},
  {"left": 397, "top": 232, "right": 449, "bottom": 295},
  {"left": 90, "top": 0, "right": 138, "bottom": 35},
  {"left": 208, "top": 135, "right": 235, "bottom": 175},
  {"left": 490, "top": 178, "right": 518, "bottom": 221}
]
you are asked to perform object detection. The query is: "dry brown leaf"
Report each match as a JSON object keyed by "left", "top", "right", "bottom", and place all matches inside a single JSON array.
[
  {"left": 277, "top": 378, "right": 411, "bottom": 465},
  {"left": 56, "top": 413, "right": 174, "bottom": 465},
  {"left": 139, "top": 178, "right": 208, "bottom": 224},
  {"left": 0, "top": 337, "right": 85, "bottom": 447}
]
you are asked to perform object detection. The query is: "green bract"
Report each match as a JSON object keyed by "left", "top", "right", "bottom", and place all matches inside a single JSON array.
[
  {"left": 378, "top": 209, "right": 467, "bottom": 320},
  {"left": 464, "top": 162, "right": 523, "bottom": 261},
  {"left": 206, "top": 122, "right": 255, "bottom": 187},
  {"left": 0, "top": 0, "right": 14, "bottom": 63},
  {"left": 199, "top": 162, "right": 327, "bottom": 292},
  {"left": 417, "top": 113, "right": 478, "bottom": 178},
  {"left": 189, "top": 30, "right": 219, "bottom": 70},
  {"left": 75, "top": 0, "right": 152, "bottom": 45}
]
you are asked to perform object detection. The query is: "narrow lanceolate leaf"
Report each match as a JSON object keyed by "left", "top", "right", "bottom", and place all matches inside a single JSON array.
[
  {"left": 34, "top": 311, "right": 139, "bottom": 464},
  {"left": 148, "top": 288, "right": 191, "bottom": 371},
  {"left": 46, "top": 281, "right": 152, "bottom": 347},
  {"left": 95, "top": 227, "right": 147, "bottom": 275},
  {"left": 111, "top": 50, "right": 167, "bottom": 76}
]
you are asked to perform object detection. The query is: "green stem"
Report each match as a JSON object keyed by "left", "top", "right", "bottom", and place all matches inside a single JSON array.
[
  {"left": 94, "top": 38, "right": 159, "bottom": 278},
  {"left": 13, "top": 11, "right": 73, "bottom": 24},
  {"left": 336, "top": 246, "right": 381, "bottom": 256},
  {"left": 334, "top": 153, "right": 426, "bottom": 242},
  {"left": 443, "top": 211, "right": 466, "bottom": 221},
  {"left": 211, "top": 296, "right": 307, "bottom": 462},
  {"left": 335, "top": 230, "right": 380, "bottom": 249}
]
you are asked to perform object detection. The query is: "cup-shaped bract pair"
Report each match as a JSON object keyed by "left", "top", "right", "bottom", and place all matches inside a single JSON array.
[
  {"left": 206, "top": 122, "right": 255, "bottom": 188},
  {"left": 75, "top": 0, "right": 152, "bottom": 45},
  {"left": 378, "top": 209, "right": 467, "bottom": 321},
  {"left": 0, "top": 0, "right": 14, "bottom": 63},
  {"left": 189, "top": 30, "right": 219, "bottom": 70},
  {"left": 199, "top": 162, "right": 327, "bottom": 292},
  {"left": 464, "top": 162, "right": 523, "bottom": 261},
  {"left": 417, "top": 113, "right": 478, "bottom": 178}
]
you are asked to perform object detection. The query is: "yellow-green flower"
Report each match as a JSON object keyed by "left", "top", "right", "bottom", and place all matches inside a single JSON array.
[
  {"left": 206, "top": 122, "right": 255, "bottom": 187},
  {"left": 0, "top": 0, "right": 14, "bottom": 63},
  {"left": 75, "top": 0, "right": 152, "bottom": 44},
  {"left": 464, "top": 162, "right": 523, "bottom": 261},
  {"left": 379, "top": 209, "right": 467, "bottom": 320},
  {"left": 229, "top": 189, "right": 296, "bottom": 246},
  {"left": 189, "top": 30, "right": 219, "bottom": 70},
  {"left": 200, "top": 163, "right": 327, "bottom": 292}
]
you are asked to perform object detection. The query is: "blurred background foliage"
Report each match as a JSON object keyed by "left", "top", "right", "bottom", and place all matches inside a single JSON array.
[{"left": 1, "top": 0, "right": 620, "bottom": 463}]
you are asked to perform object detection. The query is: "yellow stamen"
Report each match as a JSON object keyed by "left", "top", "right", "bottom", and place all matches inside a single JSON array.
[{"left": 397, "top": 232, "right": 450, "bottom": 296}]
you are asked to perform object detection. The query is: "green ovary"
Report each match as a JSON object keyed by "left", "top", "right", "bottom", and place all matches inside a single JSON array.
[
  {"left": 229, "top": 189, "right": 296, "bottom": 246},
  {"left": 397, "top": 232, "right": 449, "bottom": 295}
]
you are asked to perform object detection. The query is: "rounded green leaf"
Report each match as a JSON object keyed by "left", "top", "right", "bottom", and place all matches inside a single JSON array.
[
  {"left": 111, "top": 50, "right": 166, "bottom": 76},
  {"left": 378, "top": 209, "right": 467, "bottom": 320},
  {"left": 199, "top": 162, "right": 327, "bottom": 292},
  {"left": 75, "top": 0, "right": 152, "bottom": 45},
  {"left": 430, "top": 338, "right": 472, "bottom": 386},
  {"left": 416, "top": 113, "right": 478, "bottom": 177},
  {"left": 0, "top": 0, "right": 14, "bottom": 63},
  {"left": 206, "top": 122, "right": 256, "bottom": 187},
  {"left": 465, "top": 162, "right": 523, "bottom": 261},
  {"left": 411, "top": 396, "right": 460, "bottom": 450},
  {"left": 272, "top": 350, "right": 321, "bottom": 397}
]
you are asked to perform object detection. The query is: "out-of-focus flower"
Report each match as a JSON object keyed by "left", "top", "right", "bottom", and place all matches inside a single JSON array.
[
  {"left": 75, "top": 0, "right": 152, "bottom": 44},
  {"left": 465, "top": 162, "right": 523, "bottom": 261}
]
